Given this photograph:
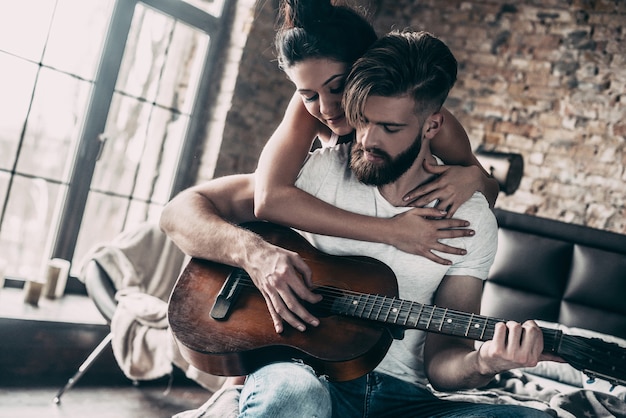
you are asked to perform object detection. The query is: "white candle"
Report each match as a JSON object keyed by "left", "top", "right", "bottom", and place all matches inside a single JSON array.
[
  {"left": 0, "top": 259, "right": 6, "bottom": 290},
  {"left": 24, "top": 280, "right": 44, "bottom": 305},
  {"left": 42, "top": 258, "right": 71, "bottom": 299}
]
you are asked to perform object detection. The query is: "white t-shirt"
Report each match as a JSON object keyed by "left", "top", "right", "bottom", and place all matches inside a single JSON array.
[{"left": 294, "top": 143, "right": 498, "bottom": 386}]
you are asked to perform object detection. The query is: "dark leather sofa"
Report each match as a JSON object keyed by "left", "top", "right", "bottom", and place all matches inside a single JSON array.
[{"left": 481, "top": 208, "right": 626, "bottom": 340}]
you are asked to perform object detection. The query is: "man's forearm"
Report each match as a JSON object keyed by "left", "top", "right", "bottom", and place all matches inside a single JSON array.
[{"left": 159, "top": 175, "right": 259, "bottom": 266}]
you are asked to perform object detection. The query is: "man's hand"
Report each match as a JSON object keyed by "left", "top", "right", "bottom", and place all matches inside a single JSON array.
[
  {"left": 245, "top": 243, "right": 322, "bottom": 333},
  {"left": 476, "top": 320, "right": 544, "bottom": 376},
  {"left": 386, "top": 207, "right": 474, "bottom": 265}
]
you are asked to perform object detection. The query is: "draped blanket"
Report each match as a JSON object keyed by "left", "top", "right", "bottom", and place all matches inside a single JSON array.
[
  {"left": 434, "top": 370, "right": 626, "bottom": 418},
  {"left": 80, "top": 222, "right": 225, "bottom": 391}
]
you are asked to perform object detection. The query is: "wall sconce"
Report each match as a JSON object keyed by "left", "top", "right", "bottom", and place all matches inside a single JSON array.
[{"left": 475, "top": 147, "right": 524, "bottom": 195}]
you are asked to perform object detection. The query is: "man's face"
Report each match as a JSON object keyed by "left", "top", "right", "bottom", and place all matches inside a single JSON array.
[{"left": 350, "top": 95, "right": 424, "bottom": 186}]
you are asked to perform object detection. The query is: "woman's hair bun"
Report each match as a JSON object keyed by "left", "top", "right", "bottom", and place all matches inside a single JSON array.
[{"left": 281, "top": 0, "right": 334, "bottom": 29}]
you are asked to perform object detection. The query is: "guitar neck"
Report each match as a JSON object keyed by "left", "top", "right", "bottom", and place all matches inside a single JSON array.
[{"left": 323, "top": 287, "right": 562, "bottom": 353}]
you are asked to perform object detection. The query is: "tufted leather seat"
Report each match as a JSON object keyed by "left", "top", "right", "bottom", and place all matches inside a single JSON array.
[{"left": 481, "top": 209, "right": 626, "bottom": 340}]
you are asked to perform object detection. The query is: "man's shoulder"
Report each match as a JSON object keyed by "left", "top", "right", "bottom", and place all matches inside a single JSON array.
[{"left": 456, "top": 193, "right": 498, "bottom": 236}]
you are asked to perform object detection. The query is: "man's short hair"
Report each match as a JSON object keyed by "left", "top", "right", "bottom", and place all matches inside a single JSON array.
[{"left": 343, "top": 30, "right": 458, "bottom": 127}]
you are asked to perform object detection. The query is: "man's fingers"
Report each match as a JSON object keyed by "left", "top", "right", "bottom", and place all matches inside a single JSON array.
[
  {"left": 264, "top": 296, "right": 284, "bottom": 334},
  {"left": 267, "top": 290, "right": 308, "bottom": 332}
]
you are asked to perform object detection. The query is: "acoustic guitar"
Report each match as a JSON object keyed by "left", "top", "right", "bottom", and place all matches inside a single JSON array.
[{"left": 168, "top": 222, "right": 626, "bottom": 386}]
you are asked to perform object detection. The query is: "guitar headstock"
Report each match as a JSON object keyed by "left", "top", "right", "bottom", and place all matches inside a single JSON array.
[{"left": 557, "top": 334, "right": 626, "bottom": 388}]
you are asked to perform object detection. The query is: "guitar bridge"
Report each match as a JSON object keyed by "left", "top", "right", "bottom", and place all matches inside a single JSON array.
[{"left": 210, "top": 268, "right": 245, "bottom": 320}]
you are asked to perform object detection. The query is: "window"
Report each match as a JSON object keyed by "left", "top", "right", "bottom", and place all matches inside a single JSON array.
[{"left": 0, "top": 0, "right": 229, "bottom": 282}]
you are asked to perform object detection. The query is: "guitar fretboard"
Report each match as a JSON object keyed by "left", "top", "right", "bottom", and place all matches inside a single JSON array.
[{"left": 322, "top": 287, "right": 562, "bottom": 353}]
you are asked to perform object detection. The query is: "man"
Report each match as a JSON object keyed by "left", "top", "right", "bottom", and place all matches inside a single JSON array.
[{"left": 162, "top": 30, "right": 551, "bottom": 417}]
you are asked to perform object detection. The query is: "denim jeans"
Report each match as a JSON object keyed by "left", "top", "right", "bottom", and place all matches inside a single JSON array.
[{"left": 238, "top": 362, "right": 552, "bottom": 418}]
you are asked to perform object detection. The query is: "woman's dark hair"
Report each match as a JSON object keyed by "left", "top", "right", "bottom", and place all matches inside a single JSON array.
[{"left": 275, "top": 0, "right": 377, "bottom": 70}]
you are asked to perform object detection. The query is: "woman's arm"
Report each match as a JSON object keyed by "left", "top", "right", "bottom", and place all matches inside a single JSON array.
[
  {"left": 403, "top": 107, "right": 500, "bottom": 215},
  {"left": 254, "top": 93, "right": 473, "bottom": 265}
]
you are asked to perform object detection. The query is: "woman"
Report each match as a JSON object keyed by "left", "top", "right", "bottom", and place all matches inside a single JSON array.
[{"left": 254, "top": 0, "right": 499, "bottom": 265}]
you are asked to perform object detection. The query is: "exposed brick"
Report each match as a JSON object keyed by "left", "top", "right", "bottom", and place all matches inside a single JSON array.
[{"left": 203, "top": 0, "right": 626, "bottom": 235}]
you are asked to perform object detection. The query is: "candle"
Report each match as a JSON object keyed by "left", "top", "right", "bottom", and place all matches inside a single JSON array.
[
  {"left": 0, "top": 259, "right": 6, "bottom": 291},
  {"left": 43, "top": 258, "right": 71, "bottom": 299},
  {"left": 23, "top": 280, "right": 44, "bottom": 305}
]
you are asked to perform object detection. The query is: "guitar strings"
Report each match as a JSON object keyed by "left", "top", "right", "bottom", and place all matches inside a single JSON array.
[
  {"left": 231, "top": 275, "right": 537, "bottom": 338},
  {"left": 228, "top": 275, "right": 626, "bottom": 381}
]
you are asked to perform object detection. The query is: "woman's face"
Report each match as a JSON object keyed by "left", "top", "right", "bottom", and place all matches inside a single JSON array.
[{"left": 285, "top": 58, "right": 353, "bottom": 136}]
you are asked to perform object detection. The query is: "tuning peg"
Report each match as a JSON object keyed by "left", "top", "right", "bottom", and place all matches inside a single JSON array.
[
  {"left": 610, "top": 385, "right": 616, "bottom": 392},
  {"left": 586, "top": 376, "right": 596, "bottom": 384}
]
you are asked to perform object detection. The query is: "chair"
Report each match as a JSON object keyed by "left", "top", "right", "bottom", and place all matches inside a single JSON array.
[
  {"left": 53, "top": 222, "right": 223, "bottom": 404},
  {"left": 53, "top": 260, "right": 120, "bottom": 404}
]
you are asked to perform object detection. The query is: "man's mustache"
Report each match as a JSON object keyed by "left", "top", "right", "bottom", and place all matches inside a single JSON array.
[{"left": 352, "top": 143, "right": 391, "bottom": 161}]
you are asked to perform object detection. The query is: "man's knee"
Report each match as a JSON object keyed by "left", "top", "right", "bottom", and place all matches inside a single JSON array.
[{"left": 240, "top": 362, "right": 331, "bottom": 416}]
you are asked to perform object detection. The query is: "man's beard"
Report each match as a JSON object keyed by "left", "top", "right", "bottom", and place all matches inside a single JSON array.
[{"left": 350, "top": 137, "right": 422, "bottom": 186}]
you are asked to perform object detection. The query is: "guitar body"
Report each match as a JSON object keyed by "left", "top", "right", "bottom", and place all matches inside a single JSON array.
[{"left": 168, "top": 222, "right": 398, "bottom": 381}]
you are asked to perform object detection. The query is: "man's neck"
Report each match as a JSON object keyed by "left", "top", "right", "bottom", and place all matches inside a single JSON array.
[{"left": 378, "top": 144, "right": 437, "bottom": 207}]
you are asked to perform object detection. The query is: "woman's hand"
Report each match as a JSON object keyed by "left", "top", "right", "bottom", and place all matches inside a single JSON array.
[
  {"left": 403, "top": 160, "right": 486, "bottom": 217},
  {"left": 385, "top": 207, "right": 474, "bottom": 265}
]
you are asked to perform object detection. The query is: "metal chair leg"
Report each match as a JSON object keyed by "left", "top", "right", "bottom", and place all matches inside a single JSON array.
[{"left": 53, "top": 332, "right": 113, "bottom": 404}]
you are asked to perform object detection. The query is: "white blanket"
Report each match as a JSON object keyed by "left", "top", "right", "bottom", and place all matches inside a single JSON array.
[
  {"left": 434, "top": 370, "right": 626, "bottom": 418},
  {"left": 80, "top": 222, "right": 225, "bottom": 391}
]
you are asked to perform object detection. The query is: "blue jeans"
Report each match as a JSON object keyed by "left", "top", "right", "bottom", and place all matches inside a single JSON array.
[{"left": 238, "top": 362, "right": 552, "bottom": 418}]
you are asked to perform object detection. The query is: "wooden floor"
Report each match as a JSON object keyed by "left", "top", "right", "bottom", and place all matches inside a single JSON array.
[
  {"left": 0, "top": 287, "right": 214, "bottom": 418},
  {"left": 0, "top": 377, "right": 213, "bottom": 418}
]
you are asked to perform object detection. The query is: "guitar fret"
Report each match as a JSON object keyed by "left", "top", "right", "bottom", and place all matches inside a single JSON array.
[
  {"left": 438, "top": 308, "right": 448, "bottom": 332},
  {"left": 375, "top": 296, "right": 384, "bottom": 321},
  {"left": 365, "top": 294, "right": 376, "bottom": 319},
  {"left": 404, "top": 302, "right": 415, "bottom": 326},
  {"left": 394, "top": 299, "right": 404, "bottom": 324},
  {"left": 383, "top": 297, "right": 393, "bottom": 323},
  {"left": 349, "top": 296, "right": 359, "bottom": 316},
  {"left": 465, "top": 313, "right": 474, "bottom": 337},
  {"left": 426, "top": 306, "right": 435, "bottom": 330},
  {"left": 413, "top": 304, "right": 424, "bottom": 328},
  {"left": 479, "top": 316, "right": 488, "bottom": 340},
  {"left": 356, "top": 294, "right": 367, "bottom": 318}
]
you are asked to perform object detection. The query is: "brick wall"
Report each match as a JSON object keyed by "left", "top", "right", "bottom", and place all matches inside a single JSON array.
[{"left": 199, "top": 0, "right": 625, "bottom": 234}]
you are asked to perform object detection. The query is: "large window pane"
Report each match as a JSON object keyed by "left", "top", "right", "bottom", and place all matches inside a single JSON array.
[
  {"left": 115, "top": 6, "right": 174, "bottom": 103},
  {"left": 92, "top": 93, "right": 153, "bottom": 197},
  {"left": 0, "top": 54, "right": 38, "bottom": 171},
  {"left": 43, "top": 0, "right": 114, "bottom": 80},
  {"left": 0, "top": 1, "right": 56, "bottom": 61},
  {"left": 134, "top": 107, "right": 190, "bottom": 203},
  {"left": 0, "top": 176, "right": 65, "bottom": 279},
  {"left": 156, "top": 20, "right": 210, "bottom": 114},
  {"left": 183, "top": 0, "right": 225, "bottom": 17},
  {"left": 16, "top": 68, "right": 92, "bottom": 182},
  {"left": 72, "top": 192, "right": 131, "bottom": 265}
]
